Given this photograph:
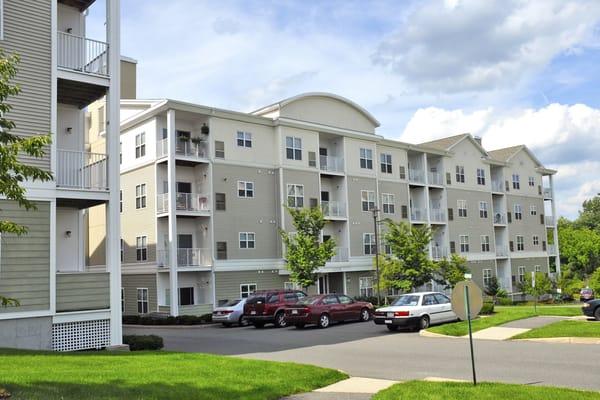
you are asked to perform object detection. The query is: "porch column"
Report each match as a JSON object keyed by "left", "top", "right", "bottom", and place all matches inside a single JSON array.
[
  {"left": 167, "top": 109, "right": 179, "bottom": 316},
  {"left": 549, "top": 175, "right": 561, "bottom": 274}
]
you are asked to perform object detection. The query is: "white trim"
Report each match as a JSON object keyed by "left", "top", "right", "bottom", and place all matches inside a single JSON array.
[
  {"left": 50, "top": 199, "right": 57, "bottom": 314},
  {"left": 0, "top": 310, "right": 53, "bottom": 321},
  {"left": 53, "top": 310, "right": 111, "bottom": 324}
]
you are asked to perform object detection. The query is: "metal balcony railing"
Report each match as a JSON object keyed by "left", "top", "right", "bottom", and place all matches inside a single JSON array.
[
  {"left": 493, "top": 213, "right": 506, "bottom": 224},
  {"left": 157, "top": 138, "right": 209, "bottom": 159},
  {"left": 319, "top": 155, "right": 344, "bottom": 173},
  {"left": 321, "top": 201, "right": 346, "bottom": 218},
  {"left": 545, "top": 216, "right": 555, "bottom": 226},
  {"left": 157, "top": 248, "right": 212, "bottom": 267},
  {"left": 410, "top": 207, "right": 427, "bottom": 221},
  {"left": 429, "top": 208, "right": 446, "bottom": 222},
  {"left": 491, "top": 180, "right": 504, "bottom": 192},
  {"left": 156, "top": 193, "right": 210, "bottom": 214},
  {"left": 408, "top": 169, "right": 425, "bottom": 184},
  {"left": 431, "top": 246, "right": 448, "bottom": 261},
  {"left": 57, "top": 32, "right": 108, "bottom": 76},
  {"left": 428, "top": 171, "right": 444, "bottom": 186},
  {"left": 543, "top": 187, "right": 552, "bottom": 199},
  {"left": 495, "top": 245, "right": 509, "bottom": 258},
  {"left": 329, "top": 247, "right": 349, "bottom": 262},
  {"left": 57, "top": 149, "right": 108, "bottom": 190},
  {"left": 548, "top": 244, "right": 557, "bottom": 256}
]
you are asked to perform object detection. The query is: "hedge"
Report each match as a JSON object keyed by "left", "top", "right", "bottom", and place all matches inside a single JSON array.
[
  {"left": 480, "top": 302, "right": 495, "bottom": 315},
  {"left": 123, "top": 335, "right": 164, "bottom": 351},
  {"left": 123, "top": 314, "right": 212, "bottom": 326}
]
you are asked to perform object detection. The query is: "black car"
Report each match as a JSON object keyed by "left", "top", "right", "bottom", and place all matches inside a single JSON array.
[{"left": 582, "top": 299, "right": 600, "bottom": 321}]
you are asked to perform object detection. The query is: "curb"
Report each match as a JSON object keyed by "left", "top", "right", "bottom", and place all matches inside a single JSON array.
[
  {"left": 514, "top": 337, "right": 600, "bottom": 345},
  {"left": 419, "top": 330, "right": 462, "bottom": 339},
  {"left": 123, "top": 323, "right": 217, "bottom": 329}
]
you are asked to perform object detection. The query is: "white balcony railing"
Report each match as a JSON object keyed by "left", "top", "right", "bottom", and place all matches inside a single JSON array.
[
  {"left": 495, "top": 245, "right": 509, "bottom": 258},
  {"left": 543, "top": 187, "right": 552, "bottom": 199},
  {"left": 429, "top": 208, "right": 446, "bottom": 222},
  {"left": 158, "top": 248, "right": 212, "bottom": 268},
  {"left": 156, "top": 193, "right": 210, "bottom": 214},
  {"left": 428, "top": 171, "right": 444, "bottom": 186},
  {"left": 319, "top": 155, "right": 344, "bottom": 173},
  {"left": 408, "top": 169, "right": 425, "bottom": 184},
  {"left": 493, "top": 213, "right": 507, "bottom": 224},
  {"left": 321, "top": 201, "right": 346, "bottom": 218},
  {"left": 545, "top": 216, "right": 555, "bottom": 226},
  {"left": 491, "top": 180, "right": 504, "bottom": 192},
  {"left": 498, "top": 277, "right": 512, "bottom": 291},
  {"left": 410, "top": 207, "right": 427, "bottom": 221},
  {"left": 431, "top": 246, "right": 448, "bottom": 261},
  {"left": 548, "top": 244, "right": 557, "bottom": 256},
  {"left": 157, "top": 138, "right": 209, "bottom": 159},
  {"left": 329, "top": 247, "right": 349, "bottom": 262},
  {"left": 57, "top": 32, "right": 108, "bottom": 76},
  {"left": 57, "top": 149, "right": 108, "bottom": 190}
]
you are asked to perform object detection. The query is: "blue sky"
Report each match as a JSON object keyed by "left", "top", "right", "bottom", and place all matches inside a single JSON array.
[{"left": 89, "top": 0, "right": 600, "bottom": 218}]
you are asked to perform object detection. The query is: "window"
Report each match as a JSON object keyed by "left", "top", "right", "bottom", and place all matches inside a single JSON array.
[
  {"left": 516, "top": 235, "right": 524, "bottom": 251},
  {"left": 380, "top": 153, "right": 392, "bottom": 173},
  {"left": 135, "top": 184, "right": 146, "bottom": 209},
  {"left": 361, "top": 190, "right": 375, "bottom": 212},
  {"left": 135, "top": 132, "right": 146, "bottom": 158},
  {"left": 434, "top": 293, "right": 450, "bottom": 304},
  {"left": 535, "top": 265, "right": 541, "bottom": 273},
  {"left": 363, "top": 233, "right": 376, "bottom": 255},
  {"left": 236, "top": 131, "right": 252, "bottom": 147},
  {"left": 481, "top": 235, "right": 490, "bottom": 252},
  {"left": 308, "top": 151, "right": 316, "bottom": 167},
  {"left": 215, "top": 140, "right": 225, "bottom": 158},
  {"left": 382, "top": 193, "right": 395, "bottom": 214},
  {"left": 518, "top": 266, "right": 526, "bottom": 283},
  {"left": 476, "top": 168, "right": 485, "bottom": 185},
  {"left": 287, "top": 184, "right": 304, "bottom": 208},
  {"left": 120, "top": 190, "right": 123, "bottom": 213},
  {"left": 240, "top": 283, "right": 257, "bottom": 298},
  {"left": 179, "top": 287, "right": 194, "bottom": 306},
  {"left": 215, "top": 193, "right": 226, "bottom": 210},
  {"left": 119, "top": 142, "right": 122, "bottom": 164},
  {"left": 530, "top": 205, "right": 537, "bottom": 216},
  {"left": 360, "top": 148, "right": 373, "bottom": 169},
  {"left": 479, "top": 201, "right": 488, "bottom": 218},
  {"left": 98, "top": 105, "right": 105, "bottom": 132},
  {"left": 239, "top": 232, "right": 255, "bottom": 249},
  {"left": 512, "top": 174, "right": 520, "bottom": 190},
  {"left": 136, "top": 236, "right": 147, "bottom": 261},
  {"left": 455, "top": 165, "right": 465, "bottom": 183},
  {"left": 120, "top": 238, "right": 124, "bottom": 262},
  {"left": 284, "top": 282, "right": 302, "bottom": 291},
  {"left": 514, "top": 204, "right": 522, "bottom": 220},
  {"left": 459, "top": 235, "right": 470, "bottom": 253},
  {"left": 286, "top": 136, "right": 302, "bottom": 160},
  {"left": 457, "top": 200, "right": 467, "bottom": 218},
  {"left": 533, "top": 235, "right": 539, "bottom": 246},
  {"left": 338, "top": 295, "right": 354, "bottom": 304},
  {"left": 137, "top": 288, "right": 148, "bottom": 314},
  {"left": 121, "top": 288, "right": 125, "bottom": 313},
  {"left": 383, "top": 241, "right": 392, "bottom": 255},
  {"left": 216, "top": 241, "right": 227, "bottom": 260},
  {"left": 529, "top": 176, "right": 535, "bottom": 187},
  {"left": 399, "top": 166, "right": 406, "bottom": 180},
  {"left": 359, "top": 277, "right": 374, "bottom": 297},
  {"left": 423, "top": 294, "right": 438, "bottom": 306},
  {"left": 483, "top": 269, "right": 492, "bottom": 287},
  {"left": 237, "top": 181, "right": 254, "bottom": 198}
]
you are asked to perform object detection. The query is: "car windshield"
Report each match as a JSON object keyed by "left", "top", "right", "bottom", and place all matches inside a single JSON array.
[
  {"left": 392, "top": 295, "right": 420, "bottom": 306},
  {"left": 296, "top": 296, "right": 321, "bottom": 305},
  {"left": 223, "top": 299, "right": 241, "bottom": 307}
]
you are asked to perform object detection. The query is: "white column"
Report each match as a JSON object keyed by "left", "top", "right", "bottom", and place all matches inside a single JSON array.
[
  {"left": 167, "top": 109, "right": 179, "bottom": 316},
  {"left": 342, "top": 271, "right": 347, "bottom": 295},
  {"left": 549, "top": 174, "right": 561, "bottom": 274},
  {"left": 106, "top": 0, "right": 122, "bottom": 346}
]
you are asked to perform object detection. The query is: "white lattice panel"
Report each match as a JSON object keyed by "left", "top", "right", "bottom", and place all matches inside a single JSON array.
[{"left": 52, "top": 319, "right": 111, "bottom": 351}]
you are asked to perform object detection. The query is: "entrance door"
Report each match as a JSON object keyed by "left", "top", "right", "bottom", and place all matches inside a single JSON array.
[
  {"left": 177, "top": 234, "right": 193, "bottom": 266},
  {"left": 318, "top": 275, "right": 329, "bottom": 294}
]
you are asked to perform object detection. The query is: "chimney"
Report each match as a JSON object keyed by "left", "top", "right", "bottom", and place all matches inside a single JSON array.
[{"left": 473, "top": 136, "right": 482, "bottom": 146}]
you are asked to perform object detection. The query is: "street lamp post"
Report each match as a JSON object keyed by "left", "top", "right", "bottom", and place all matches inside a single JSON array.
[{"left": 372, "top": 207, "right": 382, "bottom": 306}]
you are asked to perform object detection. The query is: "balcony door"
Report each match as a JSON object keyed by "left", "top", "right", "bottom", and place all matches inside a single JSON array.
[
  {"left": 177, "top": 234, "right": 193, "bottom": 266},
  {"left": 176, "top": 182, "right": 192, "bottom": 210}
]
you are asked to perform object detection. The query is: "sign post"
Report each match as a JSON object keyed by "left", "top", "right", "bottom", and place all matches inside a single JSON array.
[
  {"left": 532, "top": 271, "right": 537, "bottom": 314},
  {"left": 464, "top": 285, "right": 477, "bottom": 385}
]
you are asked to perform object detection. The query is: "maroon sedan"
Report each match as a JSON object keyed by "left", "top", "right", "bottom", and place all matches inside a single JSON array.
[{"left": 284, "top": 294, "right": 373, "bottom": 329}]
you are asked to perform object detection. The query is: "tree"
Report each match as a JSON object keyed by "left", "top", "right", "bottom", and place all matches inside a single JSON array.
[
  {"left": 522, "top": 272, "right": 553, "bottom": 312},
  {"left": 435, "top": 253, "right": 468, "bottom": 289},
  {"left": 0, "top": 51, "right": 53, "bottom": 307},
  {"left": 279, "top": 206, "right": 336, "bottom": 289},
  {"left": 380, "top": 220, "right": 437, "bottom": 292},
  {"left": 575, "top": 195, "right": 600, "bottom": 233},
  {"left": 556, "top": 268, "right": 584, "bottom": 300},
  {"left": 557, "top": 224, "right": 600, "bottom": 279},
  {"left": 484, "top": 276, "right": 501, "bottom": 302},
  {"left": 588, "top": 268, "right": 600, "bottom": 294}
]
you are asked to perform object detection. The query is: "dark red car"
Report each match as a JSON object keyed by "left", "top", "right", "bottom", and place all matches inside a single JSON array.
[
  {"left": 285, "top": 294, "right": 373, "bottom": 329},
  {"left": 244, "top": 289, "right": 307, "bottom": 328}
]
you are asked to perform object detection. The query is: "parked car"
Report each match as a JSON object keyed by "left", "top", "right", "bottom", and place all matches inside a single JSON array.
[
  {"left": 582, "top": 299, "right": 600, "bottom": 321},
  {"left": 244, "top": 289, "right": 307, "bottom": 328},
  {"left": 284, "top": 294, "right": 373, "bottom": 329},
  {"left": 212, "top": 298, "right": 249, "bottom": 327},
  {"left": 580, "top": 288, "right": 595, "bottom": 302},
  {"left": 373, "top": 292, "right": 457, "bottom": 331}
]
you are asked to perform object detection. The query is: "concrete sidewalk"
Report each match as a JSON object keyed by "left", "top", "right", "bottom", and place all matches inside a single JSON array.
[{"left": 282, "top": 377, "right": 398, "bottom": 400}]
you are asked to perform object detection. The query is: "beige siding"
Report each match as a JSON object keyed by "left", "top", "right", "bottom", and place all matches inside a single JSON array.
[
  {"left": 214, "top": 270, "right": 288, "bottom": 303},
  {"left": 466, "top": 260, "right": 497, "bottom": 291},
  {"left": 282, "top": 168, "right": 320, "bottom": 228},
  {"left": 3, "top": 0, "right": 52, "bottom": 170},
  {"left": 347, "top": 176, "right": 378, "bottom": 257},
  {"left": 446, "top": 188, "right": 495, "bottom": 254},
  {"left": 122, "top": 274, "right": 158, "bottom": 315},
  {"left": 506, "top": 194, "right": 547, "bottom": 252},
  {"left": 56, "top": 272, "right": 110, "bottom": 312},
  {"left": 179, "top": 304, "right": 213, "bottom": 316}
]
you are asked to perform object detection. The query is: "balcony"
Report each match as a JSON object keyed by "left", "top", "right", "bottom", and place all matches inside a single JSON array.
[
  {"left": 548, "top": 244, "right": 557, "bottom": 256},
  {"left": 410, "top": 207, "right": 427, "bottom": 222},
  {"left": 545, "top": 216, "right": 555, "bottom": 226},
  {"left": 329, "top": 247, "right": 349, "bottom": 262},
  {"left": 498, "top": 277, "right": 512, "bottom": 291},
  {"left": 319, "top": 155, "right": 344, "bottom": 173},
  {"left": 431, "top": 246, "right": 448, "bottom": 261},
  {"left": 321, "top": 201, "right": 346, "bottom": 218},
  {"left": 157, "top": 138, "right": 209, "bottom": 160},
  {"left": 495, "top": 245, "right": 509, "bottom": 258},
  {"left": 543, "top": 187, "right": 552, "bottom": 199},
  {"left": 156, "top": 193, "right": 210, "bottom": 214},
  {"left": 408, "top": 169, "right": 426, "bottom": 184},
  {"left": 158, "top": 248, "right": 212, "bottom": 268},
  {"left": 57, "top": 150, "right": 108, "bottom": 191},
  {"left": 429, "top": 208, "right": 446, "bottom": 223},
  {"left": 58, "top": 32, "right": 108, "bottom": 77},
  {"left": 427, "top": 172, "right": 444, "bottom": 186},
  {"left": 493, "top": 212, "right": 506, "bottom": 225},
  {"left": 491, "top": 180, "right": 504, "bottom": 193}
]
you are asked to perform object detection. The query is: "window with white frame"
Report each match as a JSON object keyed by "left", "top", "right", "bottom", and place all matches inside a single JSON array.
[
  {"left": 284, "top": 282, "right": 302, "bottom": 291},
  {"left": 530, "top": 205, "right": 537, "bottom": 216},
  {"left": 121, "top": 288, "right": 125, "bottom": 312},
  {"left": 136, "top": 236, "right": 147, "bottom": 261},
  {"left": 532, "top": 235, "right": 539, "bottom": 246},
  {"left": 237, "top": 131, "right": 252, "bottom": 148},
  {"left": 476, "top": 168, "right": 485, "bottom": 185},
  {"left": 286, "top": 136, "right": 302, "bottom": 160},
  {"left": 479, "top": 201, "right": 488, "bottom": 218},
  {"left": 518, "top": 266, "right": 525, "bottom": 283},
  {"left": 481, "top": 235, "right": 490, "bottom": 252},
  {"left": 119, "top": 142, "right": 122, "bottom": 164},
  {"left": 237, "top": 181, "right": 254, "bottom": 198},
  {"left": 120, "top": 238, "right": 124, "bottom": 262},
  {"left": 516, "top": 235, "right": 524, "bottom": 251},
  {"left": 120, "top": 190, "right": 123, "bottom": 213},
  {"left": 363, "top": 233, "right": 376, "bottom": 255},
  {"left": 287, "top": 184, "right": 304, "bottom": 208},
  {"left": 535, "top": 265, "right": 541, "bottom": 273},
  {"left": 179, "top": 287, "right": 195, "bottom": 306},
  {"left": 512, "top": 173, "right": 520, "bottom": 189},
  {"left": 137, "top": 288, "right": 148, "bottom": 314},
  {"left": 382, "top": 193, "right": 395, "bottom": 214},
  {"left": 514, "top": 204, "right": 522, "bottom": 220},
  {"left": 135, "top": 132, "right": 146, "bottom": 158},
  {"left": 383, "top": 241, "right": 392, "bottom": 255},
  {"left": 455, "top": 165, "right": 465, "bottom": 183},
  {"left": 380, "top": 153, "right": 392, "bottom": 173},
  {"left": 240, "top": 283, "right": 257, "bottom": 298},
  {"left": 360, "top": 148, "right": 373, "bottom": 169},
  {"left": 483, "top": 269, "right": 492, "bottom": 287},
  {"left": 239, "top": 232, "right": 255, "bottom": 249},
  {"left": 529, "top": 176, "right": 535, "bottom": 187},
  {"left": 457, "top": 200, "right": 467, "bottom": 217},
  {"left": 361, "top": 190, "right": 375, "bottom": 212},
  {"left": 135, "top": 184, "right": 146, "bottom": 209},
  {"left": 359, "top": 276, "right": 374, "bottom": 296},
  {"left": 459, "top": 235, "right": 470, "bottom": 253}
]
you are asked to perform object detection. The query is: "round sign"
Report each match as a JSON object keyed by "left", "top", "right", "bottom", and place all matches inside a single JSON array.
[{"left": 451, "top": 280, "right": 483, "bottom": 321}]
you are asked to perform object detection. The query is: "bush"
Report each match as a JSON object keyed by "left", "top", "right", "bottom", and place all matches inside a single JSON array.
[
  {"left": 123, "top": 335, "right": 164, "bottom": 351},
  {"left": 123, "top": 314, "right": 212, "bottom": 325},
  {"left": 354, "top": 296, "right": 381, "bottom": 306},
  {"left": 479, "top": 302, "right": 495, "bottom": 315},
  {"left": 497, "top": 297, "right": 513, "bottom": 306}
]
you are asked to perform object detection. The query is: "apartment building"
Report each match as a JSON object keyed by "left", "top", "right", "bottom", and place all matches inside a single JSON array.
[
  {"left": 0, "top": 0, "right": 122, "bottom": 351},
  {"left": 88, "top": 90, "right": 559, "bottom": 316}
]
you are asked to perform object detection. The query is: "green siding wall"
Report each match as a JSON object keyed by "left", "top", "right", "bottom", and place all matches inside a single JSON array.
[
  {"left": 214, "top": 270, "right": 288, "bottom": 303},
  {"left": 122, "top": 274, "right": 157, "bottom": 315},
  {"left": 56, "top": 272, "right": 110, "bottom": 312}
]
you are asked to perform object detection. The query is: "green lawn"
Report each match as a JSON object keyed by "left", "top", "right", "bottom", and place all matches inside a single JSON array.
[
  {"left": 427, "top": 306, "right": 582, "bottom": 337},
  {"left": 0, "top": 349, "right": 347, "bottom": 400},
  {"left": 513, "top": 320, "right": 600, "bottom": 339},
  {"left": 373, "top": 381, "right": 600, "bottom": 400}
]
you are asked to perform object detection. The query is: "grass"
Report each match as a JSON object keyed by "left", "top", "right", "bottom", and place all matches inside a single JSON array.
[
  {"left": 0, "top": 348, "right": 347, "bottom": 400},
  {"left": 427, "top": 306, "right": 582, "bottom": 337},
  {"left": 513, "top": 319, "right": 600, "bottom": 339},
  {"left": 373, "top": 381, "right": 600, "bottom": 400}
]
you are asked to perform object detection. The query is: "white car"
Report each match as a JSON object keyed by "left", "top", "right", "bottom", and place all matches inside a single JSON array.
[
  {"left": 373, "top": 292, "right": 457, "bottom": 331},
  {"left": 212, "top": 298, "right": 249, "bottom": 327}
]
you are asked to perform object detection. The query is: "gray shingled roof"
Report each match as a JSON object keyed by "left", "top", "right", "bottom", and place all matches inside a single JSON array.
[
  {"left": 487, "top": 145, "right": 524, "bottom": 162},
  {"left": 419, "top": 133, "right": 470, "bottom": 151}
]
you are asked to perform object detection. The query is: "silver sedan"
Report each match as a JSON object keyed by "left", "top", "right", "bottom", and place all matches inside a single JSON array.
[{"left": 212, "top": 298, "right": 249, "bottom": 327}]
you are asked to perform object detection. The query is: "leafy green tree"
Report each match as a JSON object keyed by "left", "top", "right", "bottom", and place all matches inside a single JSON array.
[
  {"left": 588, "top": 268, "right": 600, "bottom": 294},
  {"left": 556, "top": 268, "right": 584, "bottom": 300},
  {"left": 279, "top": 206, "right": 336, "bottom": 289},
  {"left": 575, "top": 196, "right": 600, "bottom": 233},
  {"left": 522, "top": 272, "right": 553, "bottom": 311},
  {"left": 0, "top": 51, "right": 52, "bottom": 307},
  {"left": 484, "top": 276, "right": 501, "bottom": 302},
  {"left": 436, "top": 254, "right": 468, "bottom": 289},
  {"left": 380, "top": 220, "right": 436, "bottom": 292},
  {"left": 558, "top": 224, "right": 600, "bottom": 279}
]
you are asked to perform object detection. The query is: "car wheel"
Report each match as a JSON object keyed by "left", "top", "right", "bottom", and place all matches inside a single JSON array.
[
  {"left": 386, "top": 325, "right": 399, "bottom": 332},
  {"left": 359, "top": 308, "right": 370, "bottom": 322},
  {"left": 274, "top": 311, "right": 287, "bottom": 328},
  {"left": 418, "top": 315, "right": 430, "bottom": 330},
  {"left": 238, "top": 315, "right": 249, "bottom": 327},
  {"left": 318, "top": 313, "right": 330, "bottom": 329},
  {"left": 295, "top": 323, "right": 305, "bottom": 329},
  {"left": 594, "top": 307, "right": 600, "bottom": 321},
  {"left": 253, "top": 322, "right": 265, "bottom": 329}
]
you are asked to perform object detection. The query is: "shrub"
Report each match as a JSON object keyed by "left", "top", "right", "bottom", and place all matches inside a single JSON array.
[
  {"left": 354, "top": 296, "right": 382, "bottom": 306},
  {"left": 479, "top": 302, "right": 495, "bottom": 315},
  {"left": 123, "top": 335, "right": 164, "bottom": 351},
  {"left": 123, "top": 314, "right": 212, "bottom": 325},
  {"left": 497, "top": 297, "right": 513, "bottom": 306}
]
